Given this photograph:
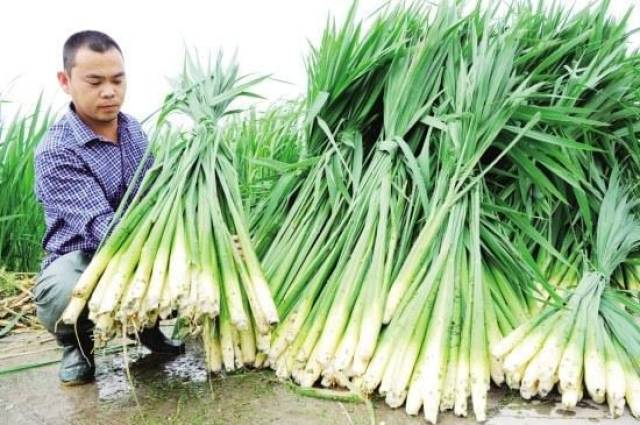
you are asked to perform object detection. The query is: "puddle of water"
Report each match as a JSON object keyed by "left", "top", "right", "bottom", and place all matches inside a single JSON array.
[{"left": 92, "top": 341, "right": 210, "bottom": 402}]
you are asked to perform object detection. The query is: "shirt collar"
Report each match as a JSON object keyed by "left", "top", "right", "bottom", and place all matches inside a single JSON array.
[{"left": 65, "top": 103, "right": 130, "bottom": 146}]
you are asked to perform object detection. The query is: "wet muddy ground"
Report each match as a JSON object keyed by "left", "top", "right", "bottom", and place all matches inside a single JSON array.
[{"left": 0, "top": 328, "right": 636, "bottom": 425}]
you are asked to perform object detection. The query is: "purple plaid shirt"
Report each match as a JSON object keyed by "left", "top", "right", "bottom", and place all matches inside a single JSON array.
[{"left": 35, "top": 104, "right": 151, "bottom": 270}]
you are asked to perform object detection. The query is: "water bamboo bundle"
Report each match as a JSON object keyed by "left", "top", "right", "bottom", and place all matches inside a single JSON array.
[{"left": 494, "top": 175, "right": 640, "bottom": 417}]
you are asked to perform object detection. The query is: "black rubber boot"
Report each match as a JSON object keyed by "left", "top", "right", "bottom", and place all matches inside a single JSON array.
[
  {"left": 57, "top": 331, "right": 95, "bottom": 386},
  {"left": 132, "top": 322, "right": 185, "bottom": 355}
]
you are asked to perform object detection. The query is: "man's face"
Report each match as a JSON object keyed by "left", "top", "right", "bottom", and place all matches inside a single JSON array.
[{"left": 57, "top": 46, "right": 126, "bottom": 124}]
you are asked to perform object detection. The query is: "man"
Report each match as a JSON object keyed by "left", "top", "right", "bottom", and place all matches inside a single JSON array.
[{"left": 34, "top": 30, "right": 184, "bottom": 386}]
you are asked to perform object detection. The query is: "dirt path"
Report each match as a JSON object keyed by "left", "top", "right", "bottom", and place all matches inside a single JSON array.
[{"left": 0, "top": 330, "right": 636, "bottom": 425}]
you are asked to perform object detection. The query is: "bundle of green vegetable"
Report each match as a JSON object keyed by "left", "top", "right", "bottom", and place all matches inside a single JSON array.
[
  {"left": 493, "top": 174, "right": 640, "bottom": 417},
  {"left": 60, "top": 53, "right": 279, "bottom": 371},
  {"left": 261, "top": 0, "right": 416, "bottom": 381}
]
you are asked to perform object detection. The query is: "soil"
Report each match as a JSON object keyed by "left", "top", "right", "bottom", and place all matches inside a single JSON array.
[{"left": 0, "top": 329, "right": 636, "bottom": 425}]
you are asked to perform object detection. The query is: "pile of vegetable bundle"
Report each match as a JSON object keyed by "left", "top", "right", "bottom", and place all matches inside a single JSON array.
[
  {"left": 251, "top": 0, "right": 640, "bottom": 423},
  {"left": 61, "top": 54, "right": 279, "bottom": 370}
]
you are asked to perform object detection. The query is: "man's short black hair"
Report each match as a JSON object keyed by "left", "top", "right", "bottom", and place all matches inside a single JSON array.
[{"left": 63, "top": 30, "right": 122, "bottom": 73}]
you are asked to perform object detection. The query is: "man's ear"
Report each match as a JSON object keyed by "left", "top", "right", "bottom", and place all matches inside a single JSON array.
[{"left": 57, "top": 71, "right": 71, "bottom": 95}]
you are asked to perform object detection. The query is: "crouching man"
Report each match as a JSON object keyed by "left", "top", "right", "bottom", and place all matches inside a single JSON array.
[{"left": 34, "top": 30, "right": 184, "bottom": 386}]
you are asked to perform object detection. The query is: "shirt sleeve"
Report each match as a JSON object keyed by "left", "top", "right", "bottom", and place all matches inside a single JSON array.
[{"left": 35, "top": 147, "right": 115, "bottom": 247}]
